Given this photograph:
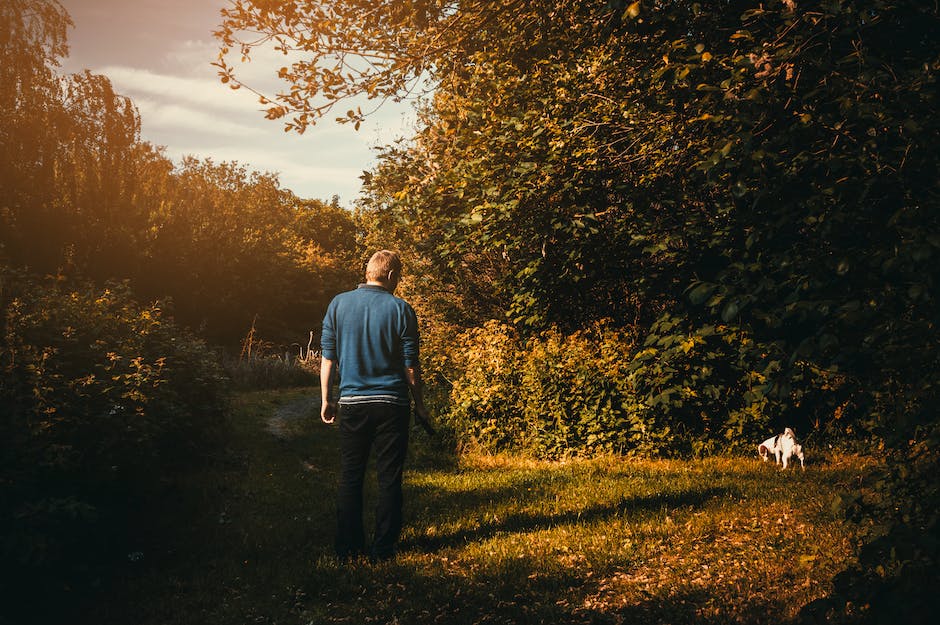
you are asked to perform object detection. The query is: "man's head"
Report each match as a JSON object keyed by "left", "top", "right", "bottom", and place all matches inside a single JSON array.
[{"left": 365, "top": 250, "right": 402, "bottom": 291}]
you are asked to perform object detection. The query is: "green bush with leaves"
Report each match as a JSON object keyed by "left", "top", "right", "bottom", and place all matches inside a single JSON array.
[
  {"left": 444, "top": 316, "right": 792, "bottom": 458},
  {"left": 444, "top": 321, "right": 526, "bottom": 451},
  {"left": 513, "top": 322, "right": 647, "bottom": 457},
  {"left": 800, "top": 433, "right": 940, "bottom": 624},
  {"left": 0, "top": 276, "right": 228, "bottom": 605},
  {"left": 625, "top": 314, "right": 790, "bottom": 456}
]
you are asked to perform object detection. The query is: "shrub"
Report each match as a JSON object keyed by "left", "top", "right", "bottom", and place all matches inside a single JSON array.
[
  {"left": 623, "top": 314, "right": 786, "bottom": 456},
  {"left": 445, "top": 320, "right": 526, "bottom": 451},
  {"left": 443, "top": 315, "right": 799, "bottom": 458},
  {"left": 801, "top": 433, "right": 940, "bottom": 624},
  {"left": 445, "top": 320, "right": 642, "bottom": 457},
  {"left": 517, "top": 322, "right": 638, "bottom": 457},
  {"left": 0, "top": 276, "right": 228, "bottom": 613}
]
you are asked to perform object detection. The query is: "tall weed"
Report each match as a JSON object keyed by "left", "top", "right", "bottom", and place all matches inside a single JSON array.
[{"left": 221, "top": 323, "right": 320, "bottom": 390}]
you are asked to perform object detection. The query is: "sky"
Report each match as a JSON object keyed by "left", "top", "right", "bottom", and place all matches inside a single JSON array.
[{"left": 58, "top": 0, "right": 417, "bottom": 205}]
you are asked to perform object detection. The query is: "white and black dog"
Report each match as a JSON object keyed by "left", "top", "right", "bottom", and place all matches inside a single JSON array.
[{"left": 758, "top": 427, "right": 805, "bottom": 470}]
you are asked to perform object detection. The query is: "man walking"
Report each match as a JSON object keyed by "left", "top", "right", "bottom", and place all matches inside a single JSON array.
[{"left": 320, "top": 250, "right": 430, "bottom": 561}]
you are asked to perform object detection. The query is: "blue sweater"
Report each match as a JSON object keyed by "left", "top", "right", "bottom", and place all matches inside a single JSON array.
[{"left": 320, "top": 284, "right": 419, "bottom": 404}]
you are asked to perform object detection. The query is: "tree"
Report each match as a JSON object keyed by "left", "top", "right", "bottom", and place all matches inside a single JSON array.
[
  {"left": 214, "top": 0, "right": 554, "bottom": 132},
  {"left": 56, "top": 70, "right": 144, "bottom": 280},
  {"left": 220, "top": 0, "right": 938, "bottom": 419},
  {"left": 1, "top": 1, "right": 154, "bottom": 281},
  {"left": 3, "top": 0, "right": 363, "bottom": 349},
  {"left": 0, "top": 0, "right": 71, "bottom": 270}
]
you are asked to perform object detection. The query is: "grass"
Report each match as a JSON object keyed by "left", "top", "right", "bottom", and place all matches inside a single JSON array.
[{"left": 85, "top": 388, "right": 877, "bottom": 625}]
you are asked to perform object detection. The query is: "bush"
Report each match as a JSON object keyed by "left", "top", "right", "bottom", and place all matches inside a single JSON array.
[
  {"left": 0, "top": 276, "right": 228, "bottom": 616},
  {"left": 517, "top": 322, "right": 638, "bottom": 457},
  {"left": 443, "top": 315, "right": 803, "bottom": 458},
  {"left": 446, "top": 320, "right": 644, "bottom": 457},
  {"left": 800, "top": 432, "right": 940, "bottom": 624},
  {"left": 444, "top": 320, "right": 527, "bottom": 452},
  {"left": 623, "top": 314, "right": 785, "bottom": 456}
]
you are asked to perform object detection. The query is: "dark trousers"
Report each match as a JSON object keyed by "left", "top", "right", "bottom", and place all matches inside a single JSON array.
[{"left": 335, "top": 401, "right": 410, "bottom": 560}]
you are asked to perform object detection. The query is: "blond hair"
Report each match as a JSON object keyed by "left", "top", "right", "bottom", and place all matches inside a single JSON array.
[{"left": 365, "top": 250, "right": 402, "bottom": 282}]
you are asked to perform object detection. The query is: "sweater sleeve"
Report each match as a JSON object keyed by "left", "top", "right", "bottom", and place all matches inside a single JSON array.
[
  {"left": 321, "top": 299, "right": 337, "bottom": 361},
  {"left": 401, "top": 302, "right": 420, "bottom": 368}
]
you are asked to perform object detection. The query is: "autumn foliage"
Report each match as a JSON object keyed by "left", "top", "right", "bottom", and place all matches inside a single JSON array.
[
  {"left": 0, "top": 1, "right": 360, "bottom": 617},
  {"left": 218, "top": 1, "right": 939, "bottom": 620},
  {"left": 0, "top": 0, "right": 937, "bottom": 621}
]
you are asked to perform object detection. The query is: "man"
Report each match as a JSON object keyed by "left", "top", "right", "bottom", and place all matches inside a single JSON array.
[{"left": 320, "top": 250, "right": 430, "bottom": 561}]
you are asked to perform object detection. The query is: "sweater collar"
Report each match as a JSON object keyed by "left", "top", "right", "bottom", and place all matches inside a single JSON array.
[{"left": 358, "top": 283, "right": 391, "bottom": 293}]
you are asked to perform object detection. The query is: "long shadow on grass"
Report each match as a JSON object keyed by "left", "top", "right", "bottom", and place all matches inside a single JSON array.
[
  {"left": 603, "top": 586, "right": 781, "bottom": 625},
  {"left": 401, "top": 484, "right": 733, "bottom": 554},
  {"left": 304, "top": 533, "right": 770, "bottom": 625},
  {"left": 305, "top": 554, "right": 593, "bottom": 624}
]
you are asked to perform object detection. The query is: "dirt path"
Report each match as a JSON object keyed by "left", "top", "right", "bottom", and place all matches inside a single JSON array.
[{"left": 265, "top": 392, "right": 319, "bottom": 440}]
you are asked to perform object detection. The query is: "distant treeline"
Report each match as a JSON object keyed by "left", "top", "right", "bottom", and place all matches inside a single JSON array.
[
  {"left": 1, "top": 16, "right": 361, "bottom": 343},
  {"left": 1, "top": 2, "right": 361, "bottom": 620}
]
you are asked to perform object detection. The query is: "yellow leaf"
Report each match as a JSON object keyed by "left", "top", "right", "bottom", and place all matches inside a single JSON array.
[
  {"left": 625, "top": 2, "right": 641, "bottom": 19},
  {"left": 701, "top": 51, "right": 712, "bottom": 62}
]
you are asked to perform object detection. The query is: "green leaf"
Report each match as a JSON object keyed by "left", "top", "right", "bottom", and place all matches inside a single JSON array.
[
  {"left": 721, "top": 301, "right": 739, "bottom": 322},
  {"left": 688, "top": 282, "right": 716, "bottom": 305}
]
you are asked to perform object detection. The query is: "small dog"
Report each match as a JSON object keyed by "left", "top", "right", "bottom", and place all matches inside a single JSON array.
[
  {"left": 758, "top": 427, "right": 805, "bottom": 470},
  {"left": 758, "top": 434, "right": 780, "bottom": 463}
]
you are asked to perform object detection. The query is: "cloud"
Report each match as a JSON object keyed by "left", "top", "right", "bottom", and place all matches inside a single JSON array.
[
  {"left": 108, "top": 61, "right": 381, "bottom": 202},
  {"left": 168, "top": 38, "right": 290, "bottom": 93},
  {"left": 60, "top": 8, "right": 420, "bottom": 204},
  {"left": 133, "top": 99, "right": 267, "bottom": 139},
  {"left": 159, "top": 140, "right": 369, "bottom": 202},
  {"left": 99, "top": 65, "right": 262, "bottom": 116}
]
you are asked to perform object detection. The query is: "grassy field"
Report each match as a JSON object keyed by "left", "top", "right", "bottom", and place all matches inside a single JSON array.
[{"left": 87, "top": 388, "right": 876, "bottom": 625}]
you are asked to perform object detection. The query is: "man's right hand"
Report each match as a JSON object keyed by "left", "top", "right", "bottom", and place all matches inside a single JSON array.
[
  {"left": 413, "top": 405, "right": 435, "bottom": 435},
  {"left": 320, "top": 356, "right": 337, "bottom": 424},
  {"left": 321, "top": 401, "right": 336, "bottom": 424}
]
